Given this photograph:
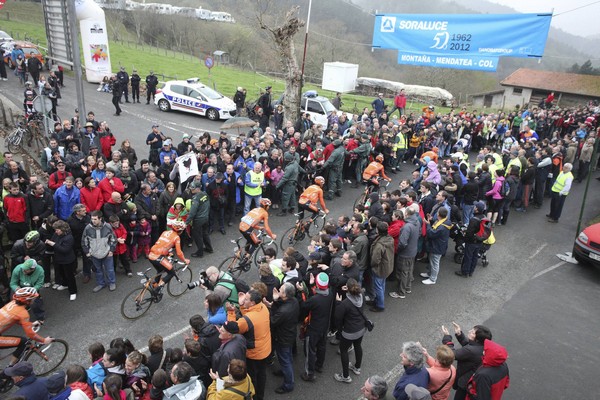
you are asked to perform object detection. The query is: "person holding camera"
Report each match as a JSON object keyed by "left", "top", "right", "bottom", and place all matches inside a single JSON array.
[{"left": 196, "top": 266, "right": 240, "bottom": 306}]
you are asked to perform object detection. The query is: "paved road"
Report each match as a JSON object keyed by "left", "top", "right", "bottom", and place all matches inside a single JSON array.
[{"left": 1, "top": 74, "right": 599, "bottom": 399}]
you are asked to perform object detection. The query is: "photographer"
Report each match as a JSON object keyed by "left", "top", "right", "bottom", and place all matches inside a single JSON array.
[{"left": 197, "top": 266, "right": 240, "bottom": 305}]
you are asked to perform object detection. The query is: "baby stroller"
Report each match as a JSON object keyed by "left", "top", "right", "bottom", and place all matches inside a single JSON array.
[{"left": 450, "top": 224, "right": 491, "bottom": 267}]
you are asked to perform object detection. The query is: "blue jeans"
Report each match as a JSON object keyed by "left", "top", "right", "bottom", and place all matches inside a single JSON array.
[
  {"left": 92, "top": 256, "right": 115, "bottom": 287},
  {"left": 371, "top": 270, "right": 386, "bottom": 309},
  {"left": 275, "top": 343, "right": 294, "bottom": 390},
  {"left": 244, "top": 193, "right": 261, "bottom": 215},
  {"left": 462, "top": 204, "right": 475, "bottom": 225},
  {"left": 428, "top": 253, "right": 442, "bottom": 283}
]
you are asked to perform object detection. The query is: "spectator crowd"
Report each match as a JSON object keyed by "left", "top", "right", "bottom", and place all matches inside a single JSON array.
[{"left": 2, "top": 83, "right": 599, "bottom": 400}]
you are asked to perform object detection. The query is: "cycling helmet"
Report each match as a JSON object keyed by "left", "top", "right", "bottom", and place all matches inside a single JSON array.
[
  {"left": 25, "top": 81, "right": 32, "bottom": 87},
  {"left": 376, "top": 154, "right": 384, "bottom": 162},
  {"left": 314, "top": 176, "right": 325, "bottom": 187},
  {"left": 13, "top": 287, "right": 39, "bottom": 302},
  {"left": 428, "top": 105, "right": 435, "bottom": 110},
  {"left": 25, "top": 231, "right": 40, "bottom": 243},
  {"left": 260, "top": 198, "right": 272, "bottom": 208},
  {"left": 171, "top": 220, "right": 186, "bottom": 232}
]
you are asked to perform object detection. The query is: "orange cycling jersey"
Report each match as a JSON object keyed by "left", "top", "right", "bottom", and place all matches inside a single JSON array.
[
  {"left": 0, "top": 301, "right": 45, "bottom": 342},
  {"left": 148, "top": 230, "right": 186, "bottom": 263},
  {"left": 362, "top": 161, "right": 390, "bottom": 181},
  {"left": 239, "top": 207, "right": 274, "bottom": 238},
  {"left": 420, "top": 151, "right": 438, "bottom": 164},
  {"left": 299, "top": 185, "right": 327, "bottom": 211}
]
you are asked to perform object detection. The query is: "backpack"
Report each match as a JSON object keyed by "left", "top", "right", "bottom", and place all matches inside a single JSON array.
[
  {"left": 218, "top": 277, "right": 251, "bottom": 295},
  {"left": 499, "top": 179, "right": 510, "bottom": 198},
  {"left": 475, "top": 218, "right": 493, "bottom": 242}
]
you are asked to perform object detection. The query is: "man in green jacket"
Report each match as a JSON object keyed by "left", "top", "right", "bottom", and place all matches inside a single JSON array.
[
  {"left": 187, "top": 182, "right": 213, "bottom": 258},
  {"left": 277, "top": 154, "right": 306, "bottom": 216},
  {"left": 10, "top": 259, "right": 45, "bottom": 322},
  {"left": 323, "top": 140, "right": 346, "bottom": 200}
]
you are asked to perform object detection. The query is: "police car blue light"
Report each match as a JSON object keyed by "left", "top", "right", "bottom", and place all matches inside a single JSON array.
[{"left": 155, "top": 79, "right": 236, "bottom": 121}]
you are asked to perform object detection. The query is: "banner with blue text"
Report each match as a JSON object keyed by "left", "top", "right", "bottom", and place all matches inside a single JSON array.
[
  {"left": 398, "top": 52, "right": 499, "bottom": 72},
  {"left": 374, "top": 13, "right": 551, "bottom": 58}
]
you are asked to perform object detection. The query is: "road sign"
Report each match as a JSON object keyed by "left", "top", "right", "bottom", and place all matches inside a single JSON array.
[{"left": 204, "top": 56, "right": 214, "bottom": 69}]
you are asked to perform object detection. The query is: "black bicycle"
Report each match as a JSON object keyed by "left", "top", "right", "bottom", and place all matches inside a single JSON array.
[{"left": 219, "top": 230, "right": 278, "bottom": 279}]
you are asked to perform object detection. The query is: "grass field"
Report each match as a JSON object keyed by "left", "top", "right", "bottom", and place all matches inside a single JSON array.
[{"left": 0, "top": 2, "right": 453, "bottom": 116}]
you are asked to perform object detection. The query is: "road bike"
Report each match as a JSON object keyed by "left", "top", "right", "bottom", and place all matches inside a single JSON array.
[
  {"left": 280, "top": 210, "right": 326, "bottom": 249},
  {"left": 353, "top": 177, "right": 390, "bottom": 209},
  {"left": 0, "top": 324, "right": 69, "bottom": 393},
  {"left": 219, "top": 230, "right": 278, "bottom": 279},
  {"left": 120, "top": 256, "right": 193, "bottom": 320},
  {"left": 5, "top": 113, "right": 50, "bottom": 154}
]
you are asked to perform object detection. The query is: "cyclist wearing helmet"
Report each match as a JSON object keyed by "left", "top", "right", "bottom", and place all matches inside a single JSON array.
[
  {"left": 362, "top": 154, "right": 391, "bottom": 188},
  {"left": 10, "top": 231, "right": 45, "bottom": 267},
  {"left": 148, "top": 220, "right": 190, "bottom": 289},
  {"left": 238, "top": 199, "right": 276, "bottom": 264},
  {"left": 0, "top": 287, "right": 53, "bottom": 366},
  {"left": 9, "top": 259, "right": 45, "bottom": 323},
  {"left": 298, "top": 176, "right": 329, "bottom": 220}
]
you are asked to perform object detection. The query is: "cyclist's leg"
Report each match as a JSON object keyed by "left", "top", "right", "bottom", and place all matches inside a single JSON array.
[
  {"left": 242, "top": 230, "right": 259, "bottom": 258},
  {"left": 0, "top": 336, "right": 27, "bottom": 366},
  {"left": 150, "top": 258, "right": 165, "bottom": 284},
  {"left": 307, "top": 204, "right": 319, "bottom": 221},
  {"left": 158, "top": 258, "right": 176, "bottom": 284}
]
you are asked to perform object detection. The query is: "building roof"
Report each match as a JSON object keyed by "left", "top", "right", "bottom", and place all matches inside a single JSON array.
[
  {"left": 470, "top": 89, "right": 505, "bottom": 98},
  {"left": 501, "top": 68, "right": 600, "bottom": 97}
]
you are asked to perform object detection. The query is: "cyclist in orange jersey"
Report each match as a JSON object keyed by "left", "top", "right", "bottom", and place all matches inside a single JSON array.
[
  {"left": 148, "top": 220, "right": 190, "bottom": 288},
  {"left": 0, "top": 287, "right": 52, "bottom": 366},
  {"left": 238, "top": 199, "right": 276, "bottom": 264},
  {"left": 298, "top": 176, "right": 329, "bottom": 220},
  {"left": 362, "top": 154, "right": 391, "bottom": 187}
]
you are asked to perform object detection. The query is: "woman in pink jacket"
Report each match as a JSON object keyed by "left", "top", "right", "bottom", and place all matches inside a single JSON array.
[
  {"left": 485, "top": 169, "right": 505, "bottom": 226},
  {"left": 423, "top": 345, "right": 456, "bottom": 400}
]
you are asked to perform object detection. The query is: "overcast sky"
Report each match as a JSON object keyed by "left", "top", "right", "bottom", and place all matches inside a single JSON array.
[{"left": 491, "top": 0, "right": 600, "bottom": 37}]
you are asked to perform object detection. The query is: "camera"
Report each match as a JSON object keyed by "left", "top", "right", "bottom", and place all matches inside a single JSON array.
[
  {"left": 188, "top": 270, "right": 208, "bottom": 290},
  {"left": 257, "top": 256, "right": 267, "bottom": 264}
]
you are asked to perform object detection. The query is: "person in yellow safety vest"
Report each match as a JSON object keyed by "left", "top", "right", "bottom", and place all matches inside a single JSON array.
[
  {"left": 244, "top": 161, "right": 265, "bottom": 215},
  {"left": 391, "top": 127, "right": 407, "bottom": 171},
  {"left": 547, "top": 163, "right": 574, "bottom": 223},
  {"left": 504, "top": 151, "right": 522, "bottom": 176},
  {"left": 484, "top": 155, "right": 498, "bottom": 184}
]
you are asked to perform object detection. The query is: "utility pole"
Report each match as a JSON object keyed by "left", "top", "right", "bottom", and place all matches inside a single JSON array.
[{"left": 67, "top": 0, "right": 86, "bottom": 118}]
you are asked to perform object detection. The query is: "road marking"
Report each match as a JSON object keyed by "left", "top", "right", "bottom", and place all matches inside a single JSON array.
[
  {"left": 138, "top": 325, "right": 191, "bottom": 353},
  {"left": 354, "top": 361, "right": 405, "bottom": 400},
  {"left": 528, "top": 243, "right": 547, "bottom": 260},
  {"left": 532, "top": 260, "right": 567, "bottom": 279}
]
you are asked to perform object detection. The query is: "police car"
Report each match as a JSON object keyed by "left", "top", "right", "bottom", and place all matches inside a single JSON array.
[{"left": 155, "top": 78, "right": 236, "bottom": 120}]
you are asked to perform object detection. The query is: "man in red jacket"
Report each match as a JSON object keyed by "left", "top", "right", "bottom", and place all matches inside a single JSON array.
[
  {"left": 467, "top": 340, "right": 509, "bottom": 400},
  {"left": 3, "top": 182, "right": 29, "bottom": 242},
  {"left": 389, "top": 89, "right": 407, "bottom": 117},
  {"left": 98, "top": 167, "right": 124, "bottom": 202}
]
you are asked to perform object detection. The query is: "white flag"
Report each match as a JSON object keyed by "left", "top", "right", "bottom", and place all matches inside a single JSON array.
[{"left": 176, "top": 152, "right": 199, "bottom": 183}]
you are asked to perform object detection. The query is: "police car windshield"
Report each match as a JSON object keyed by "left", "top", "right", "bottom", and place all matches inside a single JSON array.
[
  {"left": 322, "top": 99, "right": 336, "bottom": 113},
  {"left": 197, "top": 86, "right": 223, "bottom": 100}
]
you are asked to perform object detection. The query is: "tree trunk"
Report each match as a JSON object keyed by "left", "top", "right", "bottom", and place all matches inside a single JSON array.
[{"left": 259, "top": 6, "right": 305, "bottom": 127}]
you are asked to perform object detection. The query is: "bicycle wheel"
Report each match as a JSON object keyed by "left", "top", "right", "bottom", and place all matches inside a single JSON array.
[
  {"left": 219, "top": 256, "right": 242, "bottom": 279},
  {"left": 308, "top": 216, "right": 325, "bottom": 236},
  {"left": 353, "top": 193, "right": 366, "bottom": 210},
  {"left": 6, "top": 131, "right": 22, "bottom": 153},
  {"left": 167, "top": 265, "right": 193, "bottom": 297},
  {"left": 121, "top": 287, "right": 154, "bottom": 320},
  {"left": 280, "top": 226, "right": 299, "bottom": 249},
  {"left": 25, "top": 339, "right": 69, "bottom": 376},
  {"left": 253, "top": 241, "right": 279, "bottom": 267}
]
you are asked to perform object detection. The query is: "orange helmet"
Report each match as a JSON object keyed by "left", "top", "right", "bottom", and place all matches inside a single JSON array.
[
  {"left": 315, "top": 176, "right": 325, "bottom": 187},
  {"left": 13, "top": 287, "right": 39, "bottom": 303},
  {"left": 376, "top": 154, "right": 384, "bottom": 162},
  {"left": 260, "top": 198, "right": 272, "bottom": 208}
]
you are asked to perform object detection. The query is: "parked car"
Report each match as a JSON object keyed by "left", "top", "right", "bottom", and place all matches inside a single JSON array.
[
  {"left": 268, "top": 91, "right": 352, "bottom": 127},
  {"left": 155, "top": 78, "right": 236, "bottom": 121},
  {"left": 574, "top": 222, "right": 600, "bottom": 268},
  {"left": 0, "top": 30, "right": 14, "bottom": 44},
  {"left": 2, "top": 40, "right": 46, "bottom": 69}
]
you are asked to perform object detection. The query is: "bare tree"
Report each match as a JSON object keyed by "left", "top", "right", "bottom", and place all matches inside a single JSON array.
[{"left": 257, "top": 3, "right": 305, "bottom": 126}]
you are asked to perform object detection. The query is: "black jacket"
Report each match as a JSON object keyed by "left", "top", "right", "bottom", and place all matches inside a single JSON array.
[
  {"left": 10, "top": 239, "right": 45, "bottom": 265},
  {"left": 67, "top": 212, "right": 90, "bottom": 250},
  {"left": 334, "top": 294, "right": 365, "bottom": 336},
  {"left": 26, "top": 191, "right": 54, "bottom": 223},
  {"left": 443, "top": 331, "right": 484, "bottom": 389},
  {"left": 51, "top": 232, "right": 76, "bottom": 264},
  {"left": 300, "top": 289, "right": 334, "bottom": 334},
  {"left": 271, "top": 297, "right": 299, "bottom": 346},
  {"left": 212, "top": 334, "right": 247, "bottom": 378}
]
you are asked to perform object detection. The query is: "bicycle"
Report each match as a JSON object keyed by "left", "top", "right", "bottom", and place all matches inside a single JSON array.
[
  {"left": 120, "top": 256, "right": 193, "bottom": 320},
  {"left": 4, "top": 114, "right": 50, "bottom": 154},
  {"left": 280, "top": 210, "right": 326, "bottom": 249},
  {"left": 219, "top": 230, "right": 278, "bottom": 279},
  {"left": 0, "top": 324, "right": 69, "bottom": 393},
  {"left": 353, "top": 177, "right": 390, "bottom": 209}
]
